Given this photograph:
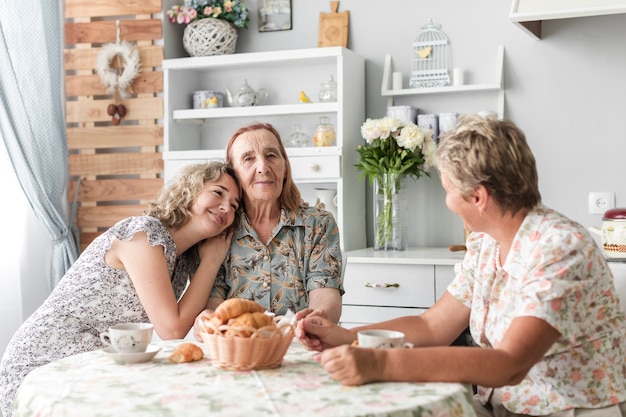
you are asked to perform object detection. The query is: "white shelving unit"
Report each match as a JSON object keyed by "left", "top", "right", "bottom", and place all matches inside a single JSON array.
[
  {"left": 338, "top": 47, "right": 506, "bottom": 326},
  {"left": 510, "top": 0, "right": 626, "bottom": 39},
  {"left": 380, "top": 45, "right": 505, "bottom": 119},
  {"left": 162, "top": 47, "right": 366, "bottom": 251}
]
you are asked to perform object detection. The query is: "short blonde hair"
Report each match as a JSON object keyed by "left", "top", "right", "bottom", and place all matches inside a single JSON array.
[
  {"left": 225, "top": 122, "right": 302, "bottom": 211},
  {"left": 145, "top": 162, "right": 241, "bottom": 230},
  {"left": 435, "top": 114, "right": 541, "bottom": 215}
]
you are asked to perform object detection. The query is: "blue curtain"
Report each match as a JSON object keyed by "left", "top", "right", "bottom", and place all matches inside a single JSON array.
[{"left": 0, "top": 1, "right": 79, "bottom": 287}]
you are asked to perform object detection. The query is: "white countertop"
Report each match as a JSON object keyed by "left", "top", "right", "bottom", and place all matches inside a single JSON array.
[{"left": 345, "top": 247, "right": 465, "bottom": 266}]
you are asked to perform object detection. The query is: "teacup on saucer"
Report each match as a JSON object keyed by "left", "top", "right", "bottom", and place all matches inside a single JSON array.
[{"left": 103, "top": 344, "right": 161, "bottom": 364}]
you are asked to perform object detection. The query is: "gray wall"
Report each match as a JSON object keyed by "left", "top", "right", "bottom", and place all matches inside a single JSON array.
[{"left": 165, "top": 0, "right": 626, "bottom": 248}]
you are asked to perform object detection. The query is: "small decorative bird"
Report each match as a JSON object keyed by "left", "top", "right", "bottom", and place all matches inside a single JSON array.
[
  {"left": 415, "top": 46, "right": 433, "bottom": 59},
  {"left": 299, "top": 91, "right": 312, "bottom": 103}
]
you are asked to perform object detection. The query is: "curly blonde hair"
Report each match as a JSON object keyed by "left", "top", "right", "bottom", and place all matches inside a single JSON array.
[
  {"left": 435, "top": 114, "right": 541, "bottom": 215},
  {"left": 225, "top": 122, "right": 302, "bottom": 211},
  {"left": 145, "top": 162, "right": 241, "bottom": 230}
]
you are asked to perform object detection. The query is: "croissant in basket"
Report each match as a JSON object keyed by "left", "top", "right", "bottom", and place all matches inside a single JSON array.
[
  {"left": 201, "top": 298, "right": 272, "bottom": 336},
  {"left": 201, "top": 306, "right": 296, "bottom": 371},
  {"left": 225, "top": 312, "right": 276, "bottom": 337},
  {"left": 215, "top": 298, "right": 265, "bottom": 322}
]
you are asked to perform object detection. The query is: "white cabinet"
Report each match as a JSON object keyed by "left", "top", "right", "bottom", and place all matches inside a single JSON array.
[
  {"left": 340, "top": 248, "right": 464, "bottom": 328},
  {"left": 380, "top": 46, "right": 505, "bottom": 119},
  {"left": 162, "top": 47, "right": 366, "bottom": 250}
]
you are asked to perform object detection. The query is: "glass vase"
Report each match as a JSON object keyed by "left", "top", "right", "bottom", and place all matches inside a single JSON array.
[{"left": 373, "top": 172, "right": 408, "bottom": 251}]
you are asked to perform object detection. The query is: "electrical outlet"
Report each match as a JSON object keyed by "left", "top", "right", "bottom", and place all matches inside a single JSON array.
[{"left": 588, "top": 192, "right": 615, "bottom": 214}]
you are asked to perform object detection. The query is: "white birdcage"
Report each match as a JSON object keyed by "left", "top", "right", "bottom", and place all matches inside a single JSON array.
[{"left": 409, "top": 19, "right": 450, "bottom": 88}]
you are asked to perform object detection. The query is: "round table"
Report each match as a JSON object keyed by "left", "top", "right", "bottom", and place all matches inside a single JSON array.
[{"left": 14, "top": 340, "right": 477, "bottom": 417}]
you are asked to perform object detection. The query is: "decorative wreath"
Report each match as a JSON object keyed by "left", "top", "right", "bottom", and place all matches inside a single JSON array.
[{"left": 96, "top": 41, "right": 141, "bottom": 99}]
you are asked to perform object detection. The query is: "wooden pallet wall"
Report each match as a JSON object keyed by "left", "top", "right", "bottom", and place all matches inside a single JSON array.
[{"left": 64, "top": 0, "right": 165, "bottom": 251}]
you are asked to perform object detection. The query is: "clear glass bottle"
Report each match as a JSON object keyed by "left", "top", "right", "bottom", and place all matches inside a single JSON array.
[
  {"left": 319, "top": 75, "right": 337, "bottom": 102},
  {"left": 314, "top": 117, "right": 336, "bottom": 147},
  {"left": 286, "top": 124, "right": 311, "bottom": 147}
]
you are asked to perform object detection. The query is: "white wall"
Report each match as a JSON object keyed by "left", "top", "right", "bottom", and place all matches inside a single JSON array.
[
  {"left": 0, "top": 144, "right": 52, "bottom": 358},
  {"left": 166, "top": 0, "right": 626, "bottom": 247},
  {"left": 6, "top": 0, "right": 624, "bottom": 354}
]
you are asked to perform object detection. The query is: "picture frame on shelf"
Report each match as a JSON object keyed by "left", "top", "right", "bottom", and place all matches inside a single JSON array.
[{"left": 258, "top": 0, "right": 292, "bottom": 32}]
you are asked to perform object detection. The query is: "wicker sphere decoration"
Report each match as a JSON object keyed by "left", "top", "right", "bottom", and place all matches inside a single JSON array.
[{"left": 183, "top": 18, "right": 238, "bottom": 57}]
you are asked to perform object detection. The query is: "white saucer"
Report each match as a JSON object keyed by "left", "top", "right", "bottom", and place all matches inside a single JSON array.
[{"left": 103, "top": 344, "right": 161, "bottom": 364}]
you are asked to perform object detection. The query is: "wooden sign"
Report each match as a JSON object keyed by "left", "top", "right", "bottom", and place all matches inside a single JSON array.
[{"left": 318, "top": 1, "right": 348, "bottom": 48}]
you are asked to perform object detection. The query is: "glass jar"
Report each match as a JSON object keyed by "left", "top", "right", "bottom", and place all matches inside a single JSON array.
[
  {"left": 286, "top": 124, "right": 311, "bottom": 147},
  {"left": 318, "top": 75, "right": 337, "bottom": 102},
  {"left": 314, "top": 117, "right": 336, "bottom": 147}
]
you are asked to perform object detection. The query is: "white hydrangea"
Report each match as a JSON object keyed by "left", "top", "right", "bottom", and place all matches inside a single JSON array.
[
  {"left": 395, "top": 123, "right": 424, "bottom": 152},
  {"left": 377, "top": 117, "right": 401, "bottom": 140},
  {"left": 360, "top": 118, "right": 382, "bottom": 144}
]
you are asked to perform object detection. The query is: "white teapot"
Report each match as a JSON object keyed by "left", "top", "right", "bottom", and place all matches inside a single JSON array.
[{"left": 225, "top": 79, "right": 268, "bottom": 107}]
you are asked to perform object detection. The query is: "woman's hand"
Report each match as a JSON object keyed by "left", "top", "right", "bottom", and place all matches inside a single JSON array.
[
  {"left": 295, "top": 308, "right": 327, "bottom": 321},
  {"left": 296, "top": 315, "right": 355, "bottom": 352},
  {"left": 197, "top": 231, "right": 233, "bottom": 264},
  {"left": 192, "top": 309, "right": 215, "bottom": 341},
  {"left": 316, "top": 344, "right": 386, "bottom": 386}
]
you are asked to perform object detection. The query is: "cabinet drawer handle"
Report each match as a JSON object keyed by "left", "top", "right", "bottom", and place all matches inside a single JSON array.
[
  {"left": 309, "top": 163, "right": 320, "bottom": 172},
  {"left": 364, "top": 282, "right": 399, "bottom": 288}
]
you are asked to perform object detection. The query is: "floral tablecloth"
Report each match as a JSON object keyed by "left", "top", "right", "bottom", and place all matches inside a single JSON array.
[{"left": 14, "top": 340, "right": 477, "bottom": 417}]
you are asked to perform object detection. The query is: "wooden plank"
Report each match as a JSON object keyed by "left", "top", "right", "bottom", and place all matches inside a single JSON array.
[
  {"left": 68, "top": 178, "right": 163, "bottom": 202},
  {"left": 67, "top": 125, "right": 162, "bottom": 149},
  {"left": 66, "top": 96, "right": 163, "bottom": 123},
  {"left": 64, "top": 45, "right": 163, "bottom": 71},
  {"left": 79, "top": 231, "right": 102, "bottom": 251},
  {"left": 65, "top": 8, "right": 164, "bottom": 254},
  {"left": 65, "top": 0, "right": 162, "bottom": 19},
  {"left": 69, "top": 153, "right": 163, "bottom": 176},
  {"left": 65, "top": 20, "right": 161, "bottom": 44},
  {"left": 76, "top": 204, "right": 148, "bottom": 228},
  {"left": 65, "top": 71, "right": 162, "bottom": 97}
]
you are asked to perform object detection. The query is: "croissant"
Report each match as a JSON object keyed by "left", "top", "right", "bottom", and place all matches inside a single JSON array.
[
  {"left": 203, "top": 315, "right": 225, "bottom": 334},
  {"left": 227, "top": 312, "right": 276, "bottom": 337},
  {"left": 169, "top": 342, "right": 204, "bottom": 363},
  {"left": 215, "top": 298, "right": 265, "bottom": 322}
]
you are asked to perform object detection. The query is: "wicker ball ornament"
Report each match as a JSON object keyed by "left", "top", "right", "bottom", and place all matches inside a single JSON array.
[{"left": 183, "top": 18, "right": 238, "bottom": 57}]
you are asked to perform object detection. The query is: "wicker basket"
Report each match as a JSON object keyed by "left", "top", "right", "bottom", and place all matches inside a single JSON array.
[
  {"left": 183, "top": 18, "right": 238, "bottom": 57},
  {"left": 201, "top": 318, "right": 295, "bottom": 371}
]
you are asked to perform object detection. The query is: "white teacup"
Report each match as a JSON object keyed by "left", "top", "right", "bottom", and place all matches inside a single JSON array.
[
  {"left": 100, "top": 323, "right": 153, "bottom": 353},
  {"left": 357, "top": 330, "right": 413, "bottom": 349}
]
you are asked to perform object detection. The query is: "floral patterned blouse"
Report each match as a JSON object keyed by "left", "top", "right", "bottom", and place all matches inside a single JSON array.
[
  {"left": 210, "top": 204, "right": 343, "bottom": 315},
  {"left": 0, "top": 216, "right": 195, "bottom": 417},
  {"left": 448, "top": 204, "right": 626, "bottom": 415}
]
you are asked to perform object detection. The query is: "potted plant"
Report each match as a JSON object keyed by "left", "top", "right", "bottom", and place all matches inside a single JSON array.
[{"left": 166, "top": 0, "right": 250, "bottom": 56}]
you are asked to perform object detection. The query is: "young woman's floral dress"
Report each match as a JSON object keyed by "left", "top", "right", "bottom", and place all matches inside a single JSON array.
[
  {"left": 449, "top": 204, "right": 626, "bottom": 415},
  {"left": 0, "top": 216, "right": 192, "bottom": 417}
]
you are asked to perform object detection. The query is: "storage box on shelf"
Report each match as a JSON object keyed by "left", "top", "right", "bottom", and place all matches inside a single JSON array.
[
  {"left": 162, "top": 47, "right": 366, "bottom": 250},
  {"left": 381, "top": 45, "right": 505, "bottom": 119},
  {"left": 340, "top": 248, "right": 464, "bottom": 328}
]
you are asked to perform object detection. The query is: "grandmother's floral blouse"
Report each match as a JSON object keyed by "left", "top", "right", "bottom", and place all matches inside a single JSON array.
[
  {"left": 448, "top": 204, "right": 626, "bottom": 415},
  {"left": 210, "top": 204, "right": 343, "bottom": 315}
]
